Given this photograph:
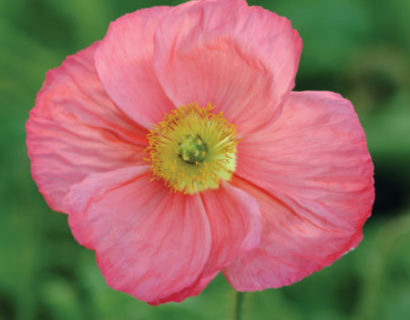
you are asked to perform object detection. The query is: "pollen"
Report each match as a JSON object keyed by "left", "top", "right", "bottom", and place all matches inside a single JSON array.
[{"left": 146, "top": 102, "right": 238, "bottom": 194}]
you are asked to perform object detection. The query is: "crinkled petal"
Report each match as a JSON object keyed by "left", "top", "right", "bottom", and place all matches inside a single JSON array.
[
  {"left": 95, "top": 6, "right": 174, "bottom": 129},
  {"left": 65, "top": 166, "right": 212, "bottom": 304},
  {"left": 154, "top": 0, "right": 302, "bottom": 134},
  {"left": 156, "top": 182, "right": 261, "bottom": 303},
  {"left": 26, "top": 42, "right": 146, "bottom": 213},
  {"left": 156, "top": 271, "right": 219, "bottom": 304},
  {"left": 224, "top": 91, "right": 374, "bottom": 290}
]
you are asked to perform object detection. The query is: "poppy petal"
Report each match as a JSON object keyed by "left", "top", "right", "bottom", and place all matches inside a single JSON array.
[
  {"left": 26, "top": 42, "right": 146, "bottom": 213},
  {"left": 225, "top": 91, "right": 374, "bottom": 290},
  {"left": 156, "top": 181, "right": 261, "bottom": 303},
  {"left": 95, "top": 7, "right": 175, "bottom": 129},
  {"left": 154, "top": 0, "right": 302, "bottom": 134},
  {"left": 65, "top": 166, "right": 212, "bottom": 303}
]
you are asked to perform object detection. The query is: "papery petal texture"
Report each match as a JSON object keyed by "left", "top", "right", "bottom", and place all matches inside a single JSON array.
[
  {"left": 154, "top": 0, "right": 302, "bottom": 134},
  {"left": 66, "top": 166, "right": 212, "bottom": 304},
  {"left": 224, "top": 91, "right": 374, "bottom": 290},
  {"left": 26, "top": 43, "right": 147, "bottom": 212},
  {"left": 95, "top": 7, "right": 174, "bottom": 129},
  {"left": 157, "top": 182, "right": 262, "bottom": 303}
]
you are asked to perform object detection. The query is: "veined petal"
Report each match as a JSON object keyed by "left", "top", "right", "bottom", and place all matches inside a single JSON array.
[
  {"left": 156, "top": 181, "right": 261, "bottom": 303},
  {"left": 26, "top": 43, "right": 146, "bottom": 213},
  {"left": 225, "top": 91, "right": 374, "bottom": 290},
  {"left": 65, "top": 166, "right": 212, "bottom": 304},
  {"left": 95, "top": 6, "right": 174, "bottom": 129},
  {"left": 154, "top": 0, "right": 302, "bottom": 134}
]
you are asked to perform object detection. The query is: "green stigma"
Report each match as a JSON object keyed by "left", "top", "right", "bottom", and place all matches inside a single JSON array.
[{"left": 178, "top": 134, "right": 208, "bottom": 165}]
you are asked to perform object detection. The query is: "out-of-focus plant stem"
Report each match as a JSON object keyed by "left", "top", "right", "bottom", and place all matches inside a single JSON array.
[{"left": 234, "top": 291, "right": 245, "bottom": 320}]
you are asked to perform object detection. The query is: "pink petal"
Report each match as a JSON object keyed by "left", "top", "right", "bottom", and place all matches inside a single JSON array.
[
  {"left": 26, "top": 42, "right": 146, "bottom": 213},
  {"left": 154, "top": 0, "right": 302, "bottom": 134},
  {"left": 156, "top": 271, "right": 219, "bottom": 305},
  {"left": 224, "top": 91, "right": 374, "bottom": 290},
  {"left": 201, "top": 182, "right": 262, "bottom": 270},
  {"left": 156, "top": 182, "right": 261, "bottom": 303},
  {"left": 95, "top": 7, "right": 174, "bottom": 129},
  {"left": 65, "top": 166, "right": 212, "bottom": 304}
]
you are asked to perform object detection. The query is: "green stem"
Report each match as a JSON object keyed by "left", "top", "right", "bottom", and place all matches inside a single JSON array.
[{"left": 234, "top": 292, "right": 245, "bottom": 320}]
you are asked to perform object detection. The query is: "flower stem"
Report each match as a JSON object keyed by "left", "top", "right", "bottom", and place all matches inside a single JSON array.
[{"left": 234, "top": 292, "right": 245, "bottom": 320}]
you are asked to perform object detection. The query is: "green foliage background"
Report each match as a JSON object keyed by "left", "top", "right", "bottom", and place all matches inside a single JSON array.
[{"left": 0, "top": 0, "right": 409, "bottom": 319}]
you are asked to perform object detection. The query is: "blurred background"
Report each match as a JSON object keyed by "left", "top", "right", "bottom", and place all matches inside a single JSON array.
[{"left": 0, "top": 0, "right": 409, "bottom": 319}]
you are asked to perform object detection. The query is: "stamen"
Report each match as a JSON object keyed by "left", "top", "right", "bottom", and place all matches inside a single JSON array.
[{"left": 146, "top": 102, "right": 238, "bottom": 194}]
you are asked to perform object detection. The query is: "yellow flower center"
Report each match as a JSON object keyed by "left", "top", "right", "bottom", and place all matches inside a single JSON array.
[{"left": 146, "top": 103, "right": 238, "bottom": 194}]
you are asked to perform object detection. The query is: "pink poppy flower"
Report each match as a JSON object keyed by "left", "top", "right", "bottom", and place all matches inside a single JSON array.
[{"left": 26, "top": 0, "right": 374, "bottom": 305}]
